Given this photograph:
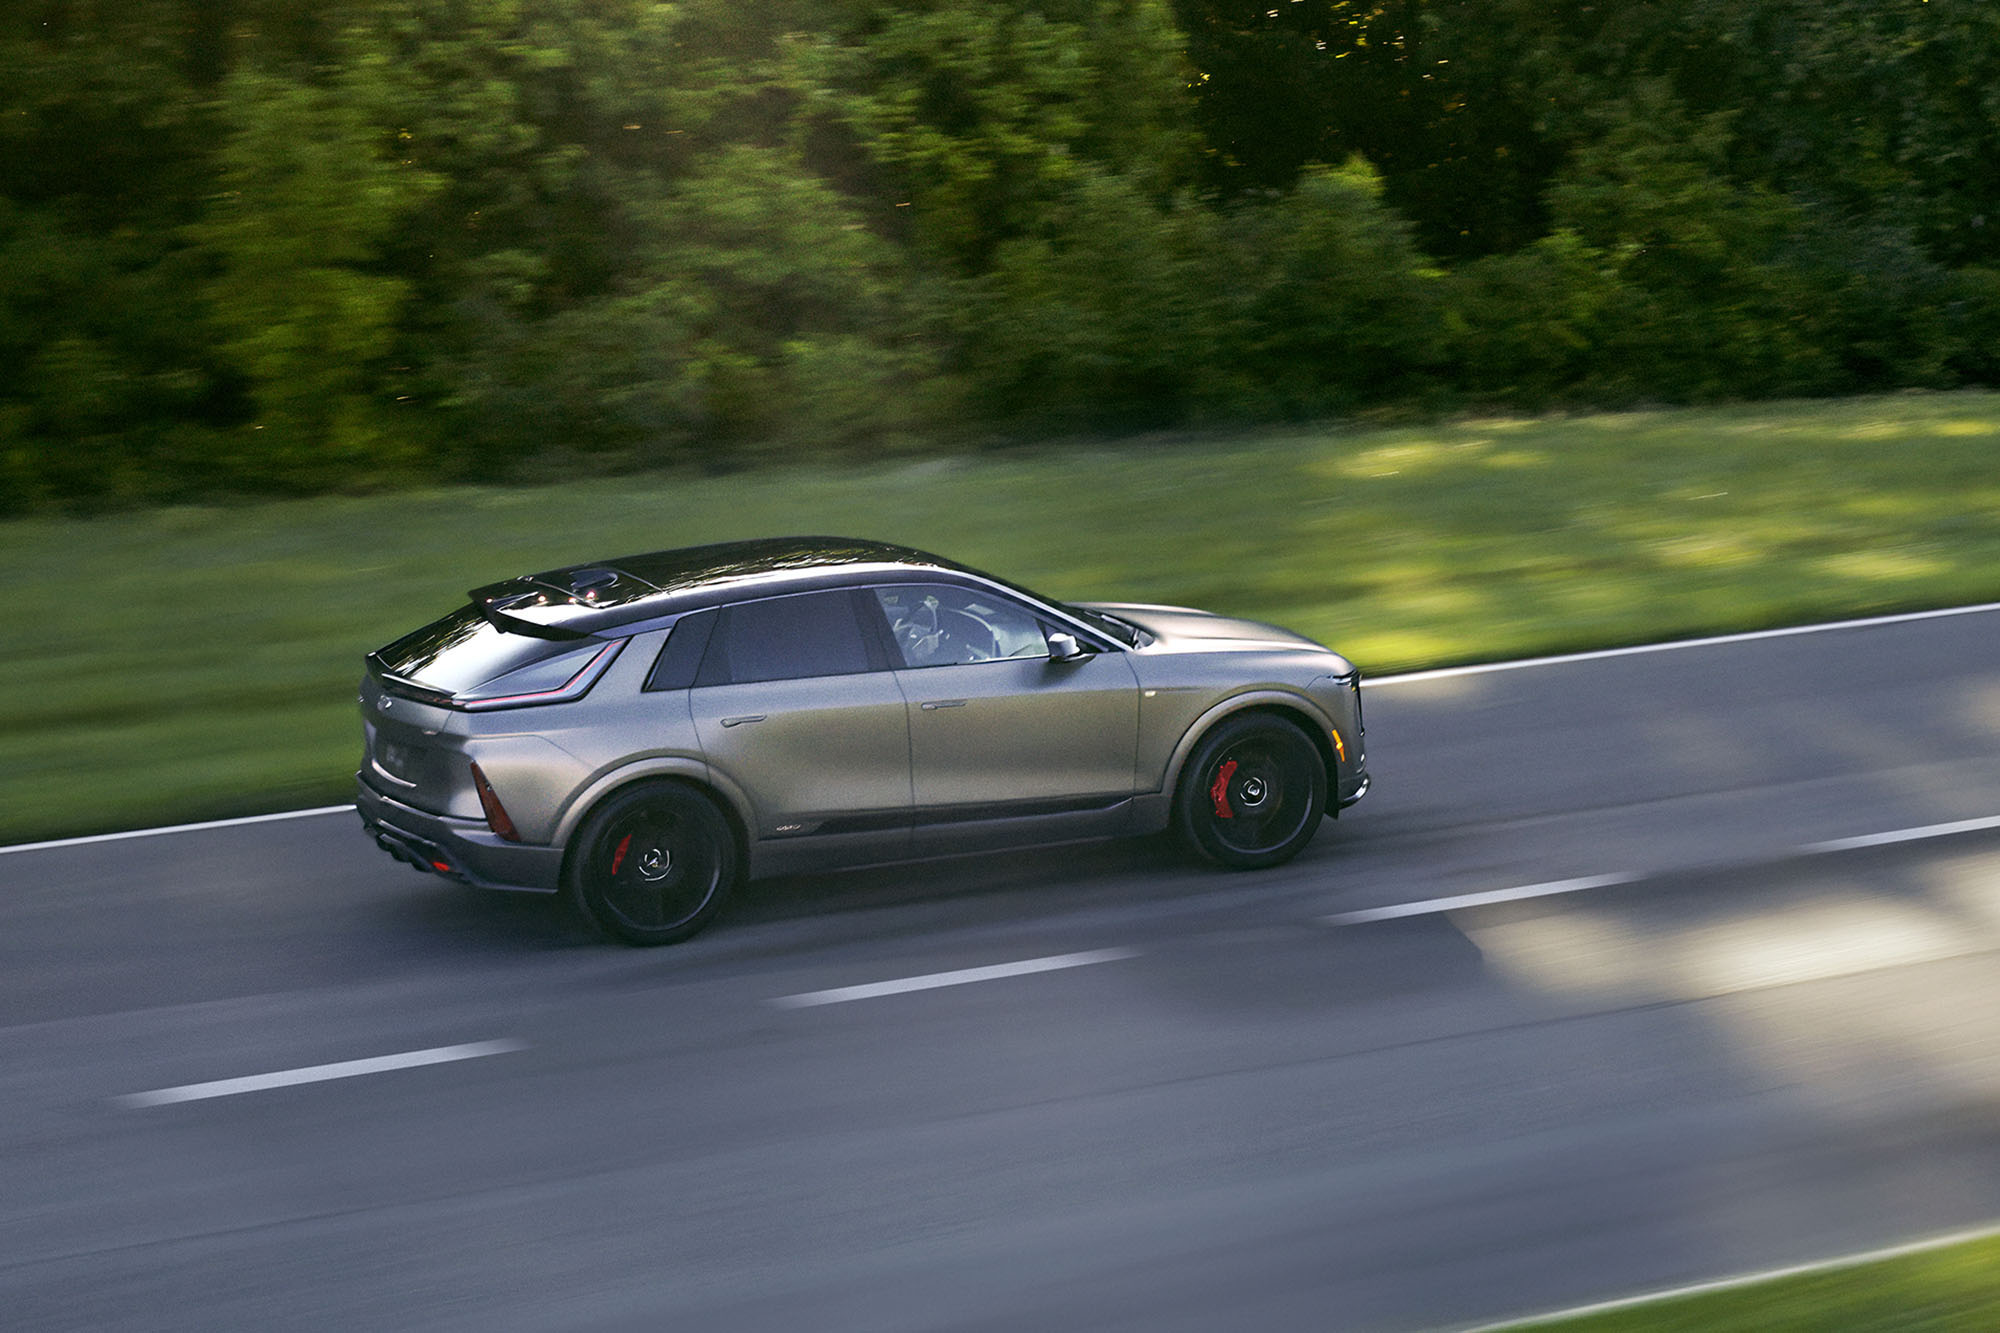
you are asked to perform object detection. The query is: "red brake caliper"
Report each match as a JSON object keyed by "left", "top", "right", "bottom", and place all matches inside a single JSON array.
[
  {"left": 1208, "top": 759, "right": 1239, "bottom": 819},
  {"left": 610, "top": 833, "right": 633, "bottom": 875}
]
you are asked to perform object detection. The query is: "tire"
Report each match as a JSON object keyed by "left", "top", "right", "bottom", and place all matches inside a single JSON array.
[
  {"left": 566, "top": 782, "right": 740, "bottom": 946},
  {"left": 1173, "top": 713, "right": 1327, "bottom": 870}
]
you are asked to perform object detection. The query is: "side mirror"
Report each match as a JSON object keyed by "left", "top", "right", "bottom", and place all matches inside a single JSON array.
[{"left": 1046, "top": 632, "right": 1090, "bottom": 663}]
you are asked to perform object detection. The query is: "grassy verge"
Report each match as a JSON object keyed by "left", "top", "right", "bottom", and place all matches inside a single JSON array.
[
  {"left": 1501, "top": 1230, "right": 2000, "bottom": 1331},
  {"left": 6, "top": 390, "right": 2000, "bottom": 844}
]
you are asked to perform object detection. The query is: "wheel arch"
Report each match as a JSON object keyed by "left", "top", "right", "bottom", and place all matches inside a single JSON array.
[
  {"left": 1163, "top": 693, "right": 1341, "bottom": 808},
  {"left": 553, "top": 759, "right": 752, "bottom": 884}
]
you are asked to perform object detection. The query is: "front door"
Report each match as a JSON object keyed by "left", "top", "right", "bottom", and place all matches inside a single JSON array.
[{"left": 869, "top": 584, "right": 1140, "bottom": 847}]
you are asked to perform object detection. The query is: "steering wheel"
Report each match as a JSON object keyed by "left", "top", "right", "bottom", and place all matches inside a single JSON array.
[
  {"left": 896, "top": 600, "right": 943, "bottom": 663},
  {"left": 940, "top": 609, "right": 1001, "bottom": 661}
]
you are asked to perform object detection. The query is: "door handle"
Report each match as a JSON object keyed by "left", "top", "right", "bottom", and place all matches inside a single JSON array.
[
  {"left": 919, "top": 699, "right": 967, "bottom": 710},
  {"left": 720, "top": 714, "right": 766, "bottom": 727}
]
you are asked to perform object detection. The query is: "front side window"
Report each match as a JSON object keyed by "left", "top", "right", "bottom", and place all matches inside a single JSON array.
[
  {"left": 698, "top": 591, "right": 876, "bottom": 685},
  {"left": 873, "top": 584, "right": 1050, "bottom": 667}
]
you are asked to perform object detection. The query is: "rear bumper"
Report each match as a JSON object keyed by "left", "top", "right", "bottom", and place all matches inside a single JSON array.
[{"left": 355, "top": 775, "right": 563, "bottom": 893}]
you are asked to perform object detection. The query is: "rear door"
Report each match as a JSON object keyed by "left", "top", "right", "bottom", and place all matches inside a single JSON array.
[{"left": 688, "top": 589, "right": 912, "bottom": 844}]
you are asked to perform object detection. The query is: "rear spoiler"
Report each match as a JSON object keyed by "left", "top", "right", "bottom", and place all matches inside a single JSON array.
[
  {"left": 364, "top": 658, "right": 455, "bottom": 707},
  {"left": 469, "top": 585, "right": 595, "bottom": 642}
]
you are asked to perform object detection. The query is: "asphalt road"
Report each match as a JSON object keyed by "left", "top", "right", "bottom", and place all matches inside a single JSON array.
[{"left": 3, "top": 607, "right": 1999, "bottom": 1331}]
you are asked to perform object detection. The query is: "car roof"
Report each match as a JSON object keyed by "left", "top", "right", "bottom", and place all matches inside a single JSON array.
[{"left": 467, "top": 536, "right": 990, "bottom": 635}]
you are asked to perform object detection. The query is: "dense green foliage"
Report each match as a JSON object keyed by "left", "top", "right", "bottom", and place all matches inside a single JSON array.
[{"left": 5, "top": 0, "right": 1999, "bottom": 508}]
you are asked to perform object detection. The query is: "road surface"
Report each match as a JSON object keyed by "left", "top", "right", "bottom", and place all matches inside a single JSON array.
[{"left": 3, "top": 607, "right": 1998, "bottom": 1330}]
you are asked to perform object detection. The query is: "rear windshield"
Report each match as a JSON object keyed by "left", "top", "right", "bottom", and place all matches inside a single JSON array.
[{"left": 373, "top": 605, "right": 592, "bottom": 695}]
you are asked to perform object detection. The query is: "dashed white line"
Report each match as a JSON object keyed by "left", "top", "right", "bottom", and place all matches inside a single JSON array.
[
  {"left": 771, "top": 948, "right": 1140, "bottom": 1009},
  {"left": 115, "top": 1039, "right": 526, "bottom": 1108},
  {"left": 1321, "top": 875, "right": 1638, "bottom": 926},
  {"left": 1365, "top": 600, "right": 2000, "bottom": 686},
  {"left": 1327, "top": 811, "right": 2000, "bottom": 928},
  {"left": 1802, "top": 813, "right": 2000, "bottom": 854},
  {"left": 1457, "top": 1219, "right": 2000, "bottom": 1331},
  {"left": 2, "top": 805, "right": 356, "bottom": 856}
]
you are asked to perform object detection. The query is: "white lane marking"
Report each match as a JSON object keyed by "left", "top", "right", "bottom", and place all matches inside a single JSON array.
[
  {"left": 115, "top": 1039, "right": 526, "bottom": 1108},
  {"left": 1327, "top": 813, "right": 2000, "bottom": 927},
  {"left": 1803, "top": 813, "right": 2000, "bottom": 854},
  {"left": 1457, "top": 1219, "right": 2000, "bottom": 1332},
  {"left": 772, "top": 948, "right": 1140, "bottom": 1009},
  {"left": 1322, "top": 875, "right": 1637, "bottom": 926},
  {"left": 2, "top": 805, "right": 356, "bottom": 857},
  {"left": 1365, "top": 600, "right": 2000, "bottom": 686}
]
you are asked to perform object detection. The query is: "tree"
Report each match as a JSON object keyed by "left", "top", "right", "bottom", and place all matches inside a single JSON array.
[
  {"left": 193, "top": 63, "right": 440, "bottom": 489},
  {"left": 809, "top": 0, "right": 1196, "bottom": 273}
]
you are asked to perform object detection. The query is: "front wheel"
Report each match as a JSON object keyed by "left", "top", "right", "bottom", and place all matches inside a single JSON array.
[
  {"left": 1173, "top": 714, "right": 1327, "bottom": 869},
  {"left": 566, "top": 782, "right": 739, "bottom": 946}
]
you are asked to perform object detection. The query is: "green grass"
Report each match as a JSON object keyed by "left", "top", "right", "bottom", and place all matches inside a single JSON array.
[
  {"left": 1501, "top": 1230, "right": 2000, "bottom": 1331},
  {"left": 7, "top": 390, "right": 2000, "bottom": 843}
]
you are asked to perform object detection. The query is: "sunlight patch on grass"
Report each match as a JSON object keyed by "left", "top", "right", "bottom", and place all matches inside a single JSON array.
[
  {"left": 1817, "top": 549, "right": 1950, "bottom": 583},
  {"left": 1648, "top": 533, "right": 1766, "bottom": 570},
  {"left": 1343, "top": 628, "right": 1466, "bottom": 669},
  {"left": 1840, "top": 418, "right": 1915, "bottom": 440},
  {"left": 1334, "top": 440, "right": 1462, "bottom": 478}
]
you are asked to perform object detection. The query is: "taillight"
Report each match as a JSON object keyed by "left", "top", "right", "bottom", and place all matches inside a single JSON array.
[
  {"left": 470, "top": 762, "right": 520, "bottom": 842},
  {"left": 458, "top": 639, "right": 623, "bottom": 711}
]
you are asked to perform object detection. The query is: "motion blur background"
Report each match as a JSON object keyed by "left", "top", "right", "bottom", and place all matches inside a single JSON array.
[{"left": 6, "top": 0, "right": 2000, "bottom": 508}]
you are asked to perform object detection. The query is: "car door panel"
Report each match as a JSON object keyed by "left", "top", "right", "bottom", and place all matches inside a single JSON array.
[
  {"left": 691, "top": 675, "right": 912, "bottom": 840},
  {"left": 689, "top": 590, "right": 912, "bottom": 850},
  {"left": 902, "top": 655, "right": 1141, "bottom": 813},
  {"left": 867, "top": 582, "right": 1141, "bottom": 848}
]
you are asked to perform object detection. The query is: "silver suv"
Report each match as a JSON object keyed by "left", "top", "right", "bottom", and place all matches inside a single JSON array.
[{"left": 357, "top": 538, "right": 1368, "bottom": 944}]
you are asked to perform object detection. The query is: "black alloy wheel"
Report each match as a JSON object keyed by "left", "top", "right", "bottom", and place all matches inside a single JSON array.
[
  {"left": 567, "top": 782, "right": 739, "bottom": 945},
  {"left": 1174, "top": 713, "right": 1327, "bottom": 869}
]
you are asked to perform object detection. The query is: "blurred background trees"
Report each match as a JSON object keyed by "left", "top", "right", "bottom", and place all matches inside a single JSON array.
[{"left": 4, "top": 0, "right": 1998, "bottom": 511}]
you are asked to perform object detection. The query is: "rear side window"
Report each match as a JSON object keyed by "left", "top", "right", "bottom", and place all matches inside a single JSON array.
[
  {"left": 373, "top": 605, "right": 588, "bottom": 695},
  {"left": 697, "top": 591, "right": 876, "bottom": 685},
  {"left": 646, "top": 609, "right": 717, "bottom": 692}
]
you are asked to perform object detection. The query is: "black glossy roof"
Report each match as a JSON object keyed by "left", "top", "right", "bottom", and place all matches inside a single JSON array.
[
  {"left": 603, "top": 537, "right": 948, "bottom": 593},
  {"left": 468, "top": 537, "right": 977, "bottom": 634}
]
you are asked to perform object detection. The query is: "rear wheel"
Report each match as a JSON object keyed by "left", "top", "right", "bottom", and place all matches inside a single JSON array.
[
  {"left": 1173, "top": 714, "right": 1327, "bottom": 869},
  {"left": 567, "top": 783, "right": 739, "bottom": 946}
]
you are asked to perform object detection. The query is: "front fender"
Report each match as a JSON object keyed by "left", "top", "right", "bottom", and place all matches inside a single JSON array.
[{"left": 1157, "top": 689, "right": 1341, "bottom": 800}]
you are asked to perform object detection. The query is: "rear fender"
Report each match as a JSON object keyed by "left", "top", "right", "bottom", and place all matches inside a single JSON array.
[{"left": 551, "top": 755, "right": 746, "bottom": 851}]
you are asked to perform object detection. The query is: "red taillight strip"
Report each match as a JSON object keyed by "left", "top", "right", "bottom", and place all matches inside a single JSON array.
[
  {"left": 469, "top": 763, "right": 520, "bottom": 842},
  {"left": 459, "top": 640, "right": 624, "bottom": 712}
]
